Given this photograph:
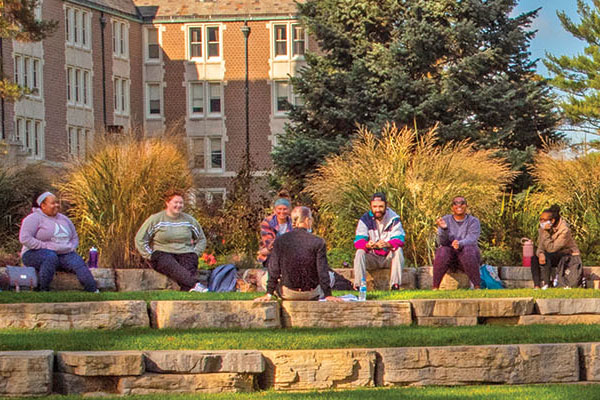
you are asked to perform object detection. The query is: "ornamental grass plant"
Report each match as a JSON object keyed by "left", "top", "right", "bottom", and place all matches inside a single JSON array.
[
  {"left": 305, "top": 124, "right": 516, "bottom": 266},
  {"left": 57, "top": 130, "right": 192, "bottom": 268}
]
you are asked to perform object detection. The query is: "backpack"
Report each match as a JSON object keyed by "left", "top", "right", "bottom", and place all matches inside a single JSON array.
[
  {"left": 208, "top": 264, "right": 238, "bottom": 292},
  {"left": 5, "top": 266, "right": 38, "bottom": 291},
  {"left": 556, "top": 255, "right": 583, "bottom": 288},
  {"left": 479, "top": 264, "right": 504, "bottom": 289}
]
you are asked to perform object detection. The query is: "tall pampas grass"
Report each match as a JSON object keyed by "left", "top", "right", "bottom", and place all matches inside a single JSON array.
[
  {"left": 306, "top": 123, "right": 516, "bottom": 266},
  {"left": 57, "top": 130, "right": 192, "bottom": 267}
]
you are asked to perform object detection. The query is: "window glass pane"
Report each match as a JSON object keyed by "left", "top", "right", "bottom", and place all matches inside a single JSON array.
[
  {"left": 25, "top": 120, "right": 31, "bottom": 149},
  {"left": 210, "top": 138, "right": 222, "bottom": 169},
  {"left": 114, "top": 79, "right": 119, "bottom": 111},
  {"left": 207, "top": 27, "right": 219, "bottom": 58},
  {"left": 65, "top": 8, "right": 70, "bottom": 39},
  {"left": 14, "top": 56, "right": 21, "bottom": 85},
  {"left": 75, "top": 69, "right": 80, "bottom": 102},
  {"left": 124, "top": 80, "right": 129, "bottom": 114},
  {"left": 32, "top": 59, "right": 39, "bottom": 94},
  {"left": 120, "top": 23, "right": 125, "bottom": 55},
  {"left": 34, "top": 121, "right": 41, "bottom": 157},
  {"left": 149, "top": 84, "right": 160, "bottom": 114},
  {"left": 113, "top": 21, "right": 118, "bottom": 53},
  {"left": 83, "top": 71, "right": 88, "bottom": 105},
  {"left": 275, "top": 81, "right": 290, "bottom": 112},
  {"left": 74, "top": 10, "right": 79, "bottom": 43},
  {"left": 147, "top": 28, "right": 159, "bottom": 59},
  {"left": 209, "top": 83, "right": 221, "bottom": 113},
  {"left": 292, "top": 24, "right": 305, "bottom": 56},
  {"left": 23, "top": 57, "right": 29, "bottom": 88},
  {"left": 274, "top": 25, "right": 287, "bottom": 56},
  {"left": 193, "top": 139, "right": 205, "bottom": 168},
  {"left": 67, "top": 68, "right": 72, "bottom": 102},
  {"left": 191, "top": 83, "right": 204, "bottom": 113},
  {"left": 68, "top": 8, "right": 74, "bottom": 42},
  {"left": 190, "top": 28, "right": 202, "bottom": 58},
  {"left": 82, "top": 12, "right": 87, "bottom": 46}
]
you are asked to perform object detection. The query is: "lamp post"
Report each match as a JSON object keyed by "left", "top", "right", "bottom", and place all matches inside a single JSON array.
[{"left": 241, "top": 21, "right": 251, "bottom": 172}]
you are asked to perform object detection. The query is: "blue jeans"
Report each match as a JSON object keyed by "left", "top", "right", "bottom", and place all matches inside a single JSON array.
[{"left": 22, "top": 249, "right": 97, "bottom": 292}]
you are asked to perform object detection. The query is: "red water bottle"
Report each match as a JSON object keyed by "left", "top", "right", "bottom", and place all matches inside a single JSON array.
[
  {"left": 521, "top": 238, "right": 533, "bottom": 267},
  {"left": 88, "top": 247, "right": 98, "bottom": 268}
]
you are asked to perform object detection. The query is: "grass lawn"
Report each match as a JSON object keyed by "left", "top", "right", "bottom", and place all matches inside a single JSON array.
[
  {"left": 1, "top": 287, "right": 599, "bottom": 304},
  {"left": 3, "top": 323, "right": 600, "bottom": 352},
  {"left": 9, "top": 385, "right": 600, "bottom": 400}
]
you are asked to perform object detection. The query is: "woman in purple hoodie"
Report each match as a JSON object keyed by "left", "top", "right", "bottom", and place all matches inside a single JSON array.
[{"left": 19, "top": 192, "right": 98, "bottom": 292}]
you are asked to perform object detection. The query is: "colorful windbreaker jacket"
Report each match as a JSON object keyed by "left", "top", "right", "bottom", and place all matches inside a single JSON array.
[{"left": 354, "top": 208, "right": 405, "bottom": 257}]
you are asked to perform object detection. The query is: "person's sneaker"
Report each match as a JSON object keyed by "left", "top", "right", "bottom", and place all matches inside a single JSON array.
[
  {"left": 541, "top": 284, "right": 549, "bottom": 290},
  {"left": 391, "top": 284, "right": 400, "bottom": 291},
  {"left": 189, "top": 283, "right": 209, "bottom": 293},
  {"left": 94, "top": 289, "right": 100, "bottom": 293}
]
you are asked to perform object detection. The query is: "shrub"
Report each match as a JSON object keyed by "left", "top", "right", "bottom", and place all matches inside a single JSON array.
[
  {"left": 57, "top": 132, "right": 192, "bottom": 268},
  {"left": 305, "top": 124, "right": 515, "bottom": 267}
]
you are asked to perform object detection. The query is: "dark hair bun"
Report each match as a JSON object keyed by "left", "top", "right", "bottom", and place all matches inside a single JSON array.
[
  {"left": 277, "top": 189, "right": 291, "bottom": 199},
  {"left": 549, "top": 204, "right": 561, "bottom": 214}
]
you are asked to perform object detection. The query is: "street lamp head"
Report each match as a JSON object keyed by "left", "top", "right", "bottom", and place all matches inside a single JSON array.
[{"left": 241, "top": 21, "right": 251, "bottom": 38}]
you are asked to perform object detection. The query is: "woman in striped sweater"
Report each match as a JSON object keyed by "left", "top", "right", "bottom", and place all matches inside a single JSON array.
[{"left": 135, "top": 189, "right": 207, "bottom": 292}]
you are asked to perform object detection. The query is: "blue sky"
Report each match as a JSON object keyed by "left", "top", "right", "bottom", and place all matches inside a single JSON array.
[{"left": 512, "top": 0, "right": 589, "bottom": 77}]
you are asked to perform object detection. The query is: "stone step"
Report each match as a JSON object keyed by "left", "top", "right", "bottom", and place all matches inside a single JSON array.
[{"left": 332, "top": 268, "right": 416, "bottom": 290}]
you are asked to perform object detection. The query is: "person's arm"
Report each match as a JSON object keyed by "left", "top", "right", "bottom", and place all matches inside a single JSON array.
[
  {"left": 316, "top": 239, "right": 332, "bottom": 297},
  {"left": 19, "top": 214, "right": 50, "bottom": 251},
  {"left": 387, "top": 219, "right": 405, "bottom": 250},
  {"left": 354, "top": 219, "right": 369, "bottom": 250},
  {"left": 458, "top": 217, "right": 480, "bottom": 248},
  {"left": 65, "top": 216, "right": 79, "bottom": 252},
  {"left": 536, "top": 228, "right": 547, "bottom": 257},
  {"left": 437, "top": 217, "right": 451, "bottom": 247},
  {"left": 190, "top": 217, "right": 207, "bottom": 257},
  {"left": 266, "top": 240, "right": 282, "bottom": 296},
  {"left": 134, "top": 215, "right": 156, "bottom": 260},
  {"left": 543, "top": 226, "right": 570, "bottom": 254}
]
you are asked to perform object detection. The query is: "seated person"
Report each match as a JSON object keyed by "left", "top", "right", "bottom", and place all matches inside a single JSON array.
[
  {"left": 257, "top": 190, "right": 292, "bottom": 268},
  {"left": 255, "top": 206, "right": 342, "bottom": 302},
  {"left": 135, "top": 189, "right": 208, "bottom": 292},
  {"left": 433, "top": 196, "right": 481, "bottom": 290},
  {"left": 353, "top": 192, "right": 405, "bottom": 290},
  {"left": 19, "top": 192, "right": 98, "bottom": 292},
  {"left": 532, "top": 205, "right": 580, "bottom": 289}
]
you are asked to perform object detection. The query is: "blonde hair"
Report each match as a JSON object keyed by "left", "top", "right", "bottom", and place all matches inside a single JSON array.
[{"left": 291, "top": 206, "right": 312, "bottom": 228}]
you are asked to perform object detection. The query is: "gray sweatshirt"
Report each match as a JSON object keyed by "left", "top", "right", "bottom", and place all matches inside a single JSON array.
[{"left": 437, "top": 214, "right": 480, "bottom": 248}]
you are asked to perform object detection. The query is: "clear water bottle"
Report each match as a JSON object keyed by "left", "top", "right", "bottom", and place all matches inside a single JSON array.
[
  {"left": 88, "top": 247, "right": 98, "bottom": 269},
  {"left": 358, "top": 278, "right": 367, "bottom": 302}
]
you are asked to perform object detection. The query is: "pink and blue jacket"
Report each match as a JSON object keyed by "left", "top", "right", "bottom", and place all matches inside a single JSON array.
[{"left": 354, "top": 208, "right": 405, "bottom": 257}]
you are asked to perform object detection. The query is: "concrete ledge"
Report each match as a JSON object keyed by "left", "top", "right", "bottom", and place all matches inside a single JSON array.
[
  {"left": 376, "top": 343, "right": 579, "bottom": 386},
  {"left": 536, "top": 299, "right": 600, "bottom": 315},
  {"left": 0, "top": 301, "right": 150, "bottom": 330},
  {"left": 0, "top": 350, "right": 54, "bottom": 397},
  {"left": 260, "top": 349, "right": 376, "bottom": 390},
  {"left": 410, "top": 298, "right": 535, "bottom": 318},
  {"left": 149, "top": 301, "right": 281, "bottom": 329},
  {"left": 281, "top": 301, "right": 412, "bottom": 328}
]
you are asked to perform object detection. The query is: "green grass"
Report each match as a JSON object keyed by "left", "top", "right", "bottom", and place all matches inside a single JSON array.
[
  {"left": 3, "top": 324, "right": 600, "bottom": 352},
  {"left": 7, "top": 385, "right": 600, "bottom": 400},
  {"left": 0, "top": 287, "right": 599, "bottom": 304}
]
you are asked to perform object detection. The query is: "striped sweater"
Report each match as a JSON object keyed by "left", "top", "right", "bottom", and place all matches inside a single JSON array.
[
  {"left": 354, "top": 208, "right": 405, "bottom": 257},
  {"left": 135, "top": 210, "right": 206, "bottom": 259}
]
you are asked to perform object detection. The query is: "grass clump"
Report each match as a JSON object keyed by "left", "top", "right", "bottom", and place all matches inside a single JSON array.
[
  {"left": 57, "top": 132, "right": 192, "bottom": 268},
  {"left": 305, "top": 124, "right": 515, "bottom": 267}
]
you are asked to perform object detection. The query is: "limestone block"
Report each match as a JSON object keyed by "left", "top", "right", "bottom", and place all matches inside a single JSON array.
[
  {"left": 281, "top": 301, "right": 412, "bottom": 328},
  {"left": 415, "top": 316, "right": 478, "bottom": 326},
  {"left": 56, "top": 351, "right": 144, "bottom": 376},
  {"left": 144, "top": 350, "right": 265, "bottom": 374},
  {"left": 53, "top": 372, "right": 118, "bottom": 395},
  {"left": 410, "top": 298, "right": 534, "bottom": 318},
  {"left": 480, "top": 317, "right": 519, "bottom": 325},
  {"left": 115, "top": 268, "right": 179, "bottom": 291},
  {"left": 0, "top": 350, "right": 54, "bottom": 397},
  {"left": 368, "top": 268, "right": 417, "bottom": 290},
  {"left": 503, "top": 280, "right": 535, "bottom": 289},
  {"left": 499, "top": 266, "right": 532, "bottom": 281},
  {"left": 150, "top": 301, "right": 281, "bottom": 329},
  {"left": 578, "top": 343, "right": 600, "bottom": 381},
  {"left": 118, "top": 373, "right": 254, "bottom": 394},
  {"left": 333, "top": 268, "right": 353, "bottom": 282},
  {"left": 376, "top": 343, "right": 579, "bottom": 386},
  {"left": 536, "top": 299, "right": 600, "bottom": 315},
  {"left": 50, "top": 268, "right": 116, "bottom": 291},
  {"left": 417, "top": 266, "right": 433, "bottom": 289},
  {"left": 0, "top": 301, "right": 149, "bottom": 330},
  {"left": 260, "top": 349, "right": 376, "bottom": 390},
  {"left": 417, "top": 266, "right": 474, "bottom": 290},
  {"left": 584, "top": 267, "right": 600, "bottom": 281},
  {"left": 519, "top": 315, "right": 600, "bottom": 325}
]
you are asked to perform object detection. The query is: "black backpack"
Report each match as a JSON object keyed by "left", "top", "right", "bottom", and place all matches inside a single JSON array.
[{"left": 556, "top": 255, "right": 583, "bottom": 288}]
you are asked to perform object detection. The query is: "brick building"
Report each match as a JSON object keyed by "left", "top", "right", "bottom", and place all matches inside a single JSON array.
[{"left": 0, "top": 0, "right": 307, "bottom": 200}]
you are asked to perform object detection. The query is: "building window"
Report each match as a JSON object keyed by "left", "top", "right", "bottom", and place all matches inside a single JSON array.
[
  {"left": 74, "top": 69, "right": 80, "bottom": 103},
  {"left": 66, "top": 67, "right": 73, "bottom": 102},
  {"left": 83, "top": 70, "right": 89, "bottom": 105},
  {"left": 190, "top": 82, "right": 204, "bottom": 114},
  {"left": 292, "top": 24, "right": 305, "bottom": 56},
  {"left": 187, "top": 25, "right": 221, "bottom": 61},
  {"left": 114, "top": 77, "right": 130, "bottom": 115},
  {"left": 67, "top": 66, "right": 91, "bottom": 107},
  {"left": 147, "top": 83, "right": 161, "bottom": 117},
  {"left": 15, "top": 117, "right": 44, "bottom": 159},
  {"left": 209, "top": 83, "right": 221, "bottom": 114},
  {"left": 113, "top": 20, "right": 128, "bottom": 58},
  {"left": 192, "top": 137, "right": 223, "bottom": 171},
  {"left": 15, "top": 55, "right": 42, "bottom": 96},
  {"left": 65, "top": 6, "right": 90, "bottom": 48},
  {"left": 146, "top": 27, "right": 160, "bottom": 60},
  {"left": 189, "top": 82, "right": 223, "bottom": 118},
  {"left": 32, "top": 59, "right": 40, "bottom": 95},
  {"left": 274, "top": 81, "right": 290, "bottom": 113},
  {"left": 68, "top": 126, "right": 91, "bottom": 158},
  {"left": 14, "top": 55, "right": 21, "bottom": 85},
  {"left": 274, "top": 25, "right": 287, "bottom": 57},
  {"left": 198, "top": 188, "right": 226, "bottom": 204}
]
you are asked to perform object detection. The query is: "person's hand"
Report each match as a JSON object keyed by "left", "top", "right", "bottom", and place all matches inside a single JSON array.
[
  {"left": 366, "top": 241, "right": 375, "bottom": 249},
  {"left": 539, "top": 253, "right": 546, "bottom": 265},
  {"left": 325, "top": 296, "right": 344, "bottom": 302},
  {"left": 375, "top": 240, "right": 388, "bottom": 249},
  {"left": 254, "top": 294, "right": 274, "bottom": 302},
  {"left": 452, "top": 240, "right": 460, "bottom": 250},
  {"left": 436, "top": 217, "right": 447, "bottom": 229}
]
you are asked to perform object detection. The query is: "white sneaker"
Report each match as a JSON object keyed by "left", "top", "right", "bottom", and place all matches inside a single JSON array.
[
  {"left": 541, "top": 284, "right": 548, "bottom": 290},
  {"left": 189, "top": 283, "right": 209, "bottom": 293}
]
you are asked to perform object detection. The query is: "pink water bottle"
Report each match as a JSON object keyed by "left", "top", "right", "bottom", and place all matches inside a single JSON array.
[
  {"left": 88, "top": 247, "right": 98, "bottom": 268},
  {"left": 521, "top": 238, "right": 533, "bottom": 267}
]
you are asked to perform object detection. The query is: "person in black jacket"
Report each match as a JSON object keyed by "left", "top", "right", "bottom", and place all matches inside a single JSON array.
[{"left": 255, "top": 206, "right": 343, "bottom": 302}]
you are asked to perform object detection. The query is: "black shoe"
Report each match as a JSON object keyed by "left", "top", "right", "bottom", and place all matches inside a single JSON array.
[{"left": 391, "top": 284, "right": 400, "bottom": 291}]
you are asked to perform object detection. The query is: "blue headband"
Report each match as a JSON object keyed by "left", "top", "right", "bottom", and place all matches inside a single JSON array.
[
  {"left": 274, "top": 198, "right": 291, "bottom": 209},
  {"left": 36, "top": 192, "right": 54, "bottom": 207}
]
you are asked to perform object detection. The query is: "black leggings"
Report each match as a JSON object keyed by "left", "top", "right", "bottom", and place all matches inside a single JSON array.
[
  {"left": 531, "top": 252, "right": 568, "bottom": 287},
  {"left": 150, "top": 251, "right": 199, "bottom": 291}
]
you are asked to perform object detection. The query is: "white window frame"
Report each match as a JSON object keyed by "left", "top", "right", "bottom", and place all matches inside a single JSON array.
[
  {"left": 191, "top": 137, "right": 224, "bottom": 172},
  {"left": 145, "top": 26, "right": 161, "bottom": 62},
  {"left": 273, "top": 24, "right": 288, "bottom": 58},
  {"left": 67, "top": 125, "right": 92, "bottom": 159},
  {"left": 114, "top": 76, "right": 130, "bottom": 116},
  {"left": 189, "top": 81, "right": 205, "bottom": 117},
  {"left": 15, "top": 117, "right": 44, "bottom": 159},
  {"left": 273, "top": 80, "right": 295, "bottom": 116},
  {"left": 64, "top": 5, "right": 91, "bottom": 49},
  {"left": 198, "top": 188, "right": 227, "bottom": 204},
  {"left": 146, "top": 83, "right": 162, "bottom": 119},
  {"left": 67, "top": 65, "right": 91, "bottom": 108},
  {"left": 188, "top": 81, "right": 223, "bottom": 119},
  {"left": 186, "top": 24, "right": 223, "bottom": 62},
  {"left": 271, "top": 21, "right": 307, "bottom": 61},
  {"left": 113, "top": 19, "right": 129, "bottom": 59}
]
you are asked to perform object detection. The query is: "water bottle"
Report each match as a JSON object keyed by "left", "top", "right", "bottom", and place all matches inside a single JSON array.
[
  {"left": 358, "top": 278, "right": 367, "bottom": 302},
  {"left": 88, "top": 247, "right": 98, "bottom": 269}
]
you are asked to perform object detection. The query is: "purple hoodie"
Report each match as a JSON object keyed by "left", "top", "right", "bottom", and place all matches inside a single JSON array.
[{"left": 19, "top": 208, "right": 79, "bottom": 257}]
